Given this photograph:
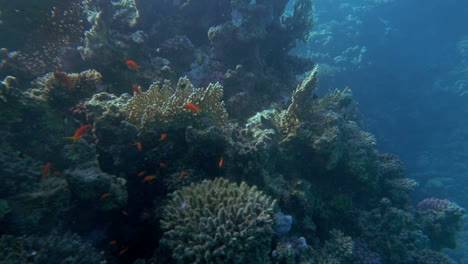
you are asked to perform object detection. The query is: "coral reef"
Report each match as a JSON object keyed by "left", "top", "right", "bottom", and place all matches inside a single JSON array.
[
  {"left": 0, "top": 1, "right": 87, "bottom": 79},
  {"left": 26, "top": 69, "right": 102, "bottom": 110},
  {"left": 126, "top": 77, "right": 228, "bottom": 129},
  {"left": 417, "top": 198, "right": 465, "bottom": 250},
  {"left": 160, "top": 178, "right": 277, "bottom": 264},
  {"left": 0, "top": 232, "right": 104, "bottom": 263}
]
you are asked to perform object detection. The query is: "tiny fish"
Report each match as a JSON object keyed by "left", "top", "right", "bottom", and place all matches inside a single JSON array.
[
  {"left": 132, "top": 84, "right": 142, "bottom": 96},
  {"left": 159, "top": 133, "right": 167, "bottom": 141},
  {"left": 42, "top": 162, "right": 51, "bottom": 181},
  {"left": 134, "top": 142, "right": 143, "bottom": 151},
  {"left": 119, "top": 247, "right": 128, "bottom": 255},
  {"left": 52, "top": 171, "right": 61, "bottom": 176},
  {"left": 142, "top": 175, "right": 157, "bottom": 182},
  {"left": 179, "top": 171, "right": 188, "bottom": 178},
  {"left": 100, "top": 193, "right": 112, "bottom": 199},
  {"left": 65, "top": 125, "right": 92, "bottom": 142},
  {"left": 122, "top": 210, "right": 129, "bottom": 216},
  {"left": 137, "top": 171, "right": 146, "bottom": 177},
  {"left": 159, "top": 162, "right": 167, "bottom": 168},
  {"left": 126, "top": 60, "right": 140, "bottom": 71},
  {"left": 184, "top": 103, "right": 201, "bottom": 114},
  {"left": 218, "top": 157, "right": 224, "bottom": 168},
  {"left": 109, "top": 240, "right": 117, "bottom": 245},
  {"left": 53, "top": 72, "right": 73, "bottom": 88}
]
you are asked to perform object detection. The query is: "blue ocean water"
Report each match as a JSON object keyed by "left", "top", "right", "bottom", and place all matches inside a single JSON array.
[{"left": 0, "top": 0, "right": 467, "bottom": 263}]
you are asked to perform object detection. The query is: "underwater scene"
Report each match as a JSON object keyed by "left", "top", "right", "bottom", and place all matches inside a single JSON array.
[{"left": 0, "top": 0, "right": 467, "bottom": 263}]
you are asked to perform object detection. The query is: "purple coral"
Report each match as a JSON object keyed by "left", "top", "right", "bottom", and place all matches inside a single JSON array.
[
  {"left": 273, "top": 212, "right": 293, "bottom": 237},
  {"left": 417, "top": 198, "right": 452, "bottom": 212},
  {"left": 351, "top": 242, "right": 382, "bottom": 264}
]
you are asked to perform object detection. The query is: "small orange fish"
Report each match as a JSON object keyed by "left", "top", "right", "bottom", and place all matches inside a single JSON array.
[
  {"left": 179, "top": 171, "right": 188, "bottom": 178},
  {"left": 159, "top": 133, "right": 168, "bottom": 141},
  {"left": 52, "top": 171, "right": 61, "bottom": 176},
  {"left": 142, "top": 212, "right": 150, "bottom": 217},
  {"left": 65, "top": 125, "right": 92, "bottom": 142},
  {"left": 109, "top": 240, "right": 117, "bottom": 245},
  {"left": 42, "top": 162, "right": 51, "bottom": 181},
  {"left": 53, "top": 72, "right": 73, "bottom": 89},
  {"left": 184, "top": 103, "right": 201, "bottom": 114},
  {"left": 100, "top": 193, "right": 112, "bottom": 199},
  {"left": 126, "top": 60, "right": 140, "bottom": 70},
  {"left": 142, "top": 175, "right": 157, "bottom": 182},
  {"left": 134, "top": 142, "right": 143, "bottom": 151},
  {"left": 119, "top": 247, "right": 129, "bottom": 255},
  {"left": 159, "top": 162, "right": 167, "bottom": 168},
  {"left": 137, "top": 171, "right": 146, "bottom": 177},
  {"left": 218, "top": 157, "right": 224, "bottom": 168},
  {"left": 122, "top": 210, "right": 128, "bottom": 216},
  {"left": 132, "top": 84, "right": 142, "bottom": 96}
]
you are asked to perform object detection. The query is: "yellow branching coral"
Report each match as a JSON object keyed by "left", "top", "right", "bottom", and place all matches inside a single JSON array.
[{"left": 125, "top": 77, "right": 228, "bottom": 128}]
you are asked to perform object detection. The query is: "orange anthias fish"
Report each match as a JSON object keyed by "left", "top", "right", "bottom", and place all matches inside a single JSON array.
[
  {"left": 159, "top": 133, "right": 167, "bottom": 141},
  {"left": 179, "top": 171, "right": 188, "bottom": 179},
  {"left": 184, "top": 103, "right": 201, "bottom": 114},
  {"left": 159, "top": 162, "right": 167, "bottom": 168},
  {"left": 137, "top": 171, "right": 146, "bottom": 177},
  {"left": 52, "top": 171, "right": 61, "bottom": 176},
  {"left": 65, "top": 125, "right": 92, "bottom": 142},
  {"left": 53, "top": 72, "right": 74, "bottom": 89},
  {"left": 218, "top": 157, "right": 224, "bottom": 168},
  {"left": 119, "top": 247, "right": 129, "bottom": 255},
  {"left": 109, "top": 240, "right": 117, "bottom": 245},
  {"left": 134, "top": 142, "right": 143, "bottom": 151},
  {"left": 42, "top": 162, "right": 51, "bottom": 181},
  {"left": 100, "top": 193, "right": 112, "bottom": 199},
  {"left": 142, "top": 175, "right": 157, "bottom": 182},
  {"left": 132, "top": 84, "right": 142, "bottom": 96},
  {"left": 126, "top": 60, "right": 140, "bottom": 71}
]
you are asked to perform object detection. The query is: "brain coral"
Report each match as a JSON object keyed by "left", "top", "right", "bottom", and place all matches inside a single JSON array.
[{"left": 160, "top": 178, "right": 277, "bottom": 264}]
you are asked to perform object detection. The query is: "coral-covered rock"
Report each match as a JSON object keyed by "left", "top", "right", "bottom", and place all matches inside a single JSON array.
[
  {"left": 160, "top": 178, "right": 276, "bottom": 264},
  {"left": 26, "top": 70, "right": 102, "bottom": 110},
  {"left": 65, "top": 161, "right": 127, "bottom": 211},
  {"left": 417, "top": 198, "right": 465, "bottom": 250},
  {"left": 0, "top": 232, "right": 104, "bottom": 263}
]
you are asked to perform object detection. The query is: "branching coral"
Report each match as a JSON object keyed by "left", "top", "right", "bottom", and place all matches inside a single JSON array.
[
  {"left": 126, "top": 77, "right": 228, "bottom": 129},
  {"left": 160, "top": 178, "right": 277, "bottom": 264}
]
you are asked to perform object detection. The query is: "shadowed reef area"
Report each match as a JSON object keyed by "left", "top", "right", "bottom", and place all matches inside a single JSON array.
[{"left": 0, "top": 0, "right": 464, "bottom": 263}]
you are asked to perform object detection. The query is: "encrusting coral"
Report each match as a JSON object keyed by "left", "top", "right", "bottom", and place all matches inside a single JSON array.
[
  {"left": 126, "top": 77, "right": 228, "bottom": 129},
  {"left": 160, "top": 178, "right": 277, "bottom": 264}
]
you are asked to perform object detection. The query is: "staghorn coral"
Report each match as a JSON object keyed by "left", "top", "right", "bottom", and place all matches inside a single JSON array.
[
  {"left": 160, "top": 178, "right": 277, "bottom": 264},
  {"left": 26, "top": 69, "right": 102, "bottom": 110},
  {"left": 126, "top": 77, "right": 228, "bottom": 129}
]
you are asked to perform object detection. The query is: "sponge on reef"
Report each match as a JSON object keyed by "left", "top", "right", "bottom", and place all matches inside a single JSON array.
[{"left": 160, "top": 178, "right": 277, "bottom": 264}]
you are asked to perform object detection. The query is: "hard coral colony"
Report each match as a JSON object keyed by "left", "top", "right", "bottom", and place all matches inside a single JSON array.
[{"left": 0, "top": 0, "right": 464, "bottom": 264}]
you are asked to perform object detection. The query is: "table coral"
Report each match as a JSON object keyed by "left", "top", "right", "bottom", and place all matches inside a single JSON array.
[
  {"left": 126, "top": 77, "right": 228, "bottom": 129},
  {"left": 160, "top": 178, "right": 276, "bottom": 264}
]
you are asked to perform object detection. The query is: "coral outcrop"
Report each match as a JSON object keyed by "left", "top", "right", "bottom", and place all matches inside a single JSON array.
[
  {"left": 26, "top": 70, "right": 102, "bottom": 110},
  {"left": 160, "top": 178, "right": 277, "bottom": 264}
]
